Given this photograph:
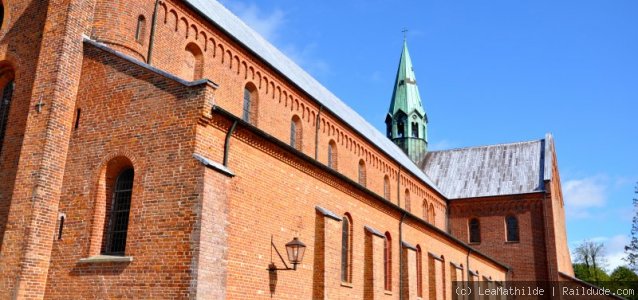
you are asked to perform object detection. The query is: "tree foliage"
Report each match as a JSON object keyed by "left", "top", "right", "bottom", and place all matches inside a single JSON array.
[
  {"left": 573, "top": 239, "right": 607, "bottom": 283},
  {"left": 626, "top": 183, "right": 638, "bottom": 271}
]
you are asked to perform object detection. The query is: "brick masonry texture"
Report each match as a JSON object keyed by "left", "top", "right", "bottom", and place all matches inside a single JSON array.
[{"left": 0, "top": 0, "right": 583, "bottom": 299}]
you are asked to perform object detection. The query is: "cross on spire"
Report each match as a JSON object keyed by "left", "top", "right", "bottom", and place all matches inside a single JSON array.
[{"left": 402, "top": 28, "right": 408, "bottom": 41}]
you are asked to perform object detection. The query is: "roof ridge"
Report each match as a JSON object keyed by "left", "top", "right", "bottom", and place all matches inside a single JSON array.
[{"left": 428, "top": 138, "right": 544, "bottom": 153}]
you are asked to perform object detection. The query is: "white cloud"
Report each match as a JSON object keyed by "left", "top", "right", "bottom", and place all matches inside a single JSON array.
[
  {"left": 220, "top": 1, "right": 286, "bottom": 42},
  {"left": 429, "top": 139, "right": 455, "bottom": 151},
  {"left": 563, "top": 176, "right": 608, "bottom": 219},
  {"left": 281, "top": 43, "right": 331, "bottom": 76}
]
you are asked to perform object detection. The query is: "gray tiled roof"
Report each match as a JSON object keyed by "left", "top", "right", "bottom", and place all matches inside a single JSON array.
[
  {"left": 183, "top": 0, "right": 442, "bottom": 193},
  {"left": 419, "top": 135, "right": 553, "bottom": 199}
]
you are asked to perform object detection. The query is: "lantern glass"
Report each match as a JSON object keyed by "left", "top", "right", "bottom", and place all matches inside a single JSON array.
[{"left": 285, "top": 237, "right": 306, "bottom": 265}]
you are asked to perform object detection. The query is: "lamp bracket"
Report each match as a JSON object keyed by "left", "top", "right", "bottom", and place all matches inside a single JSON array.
[{"left": 268, "top": 235, "right": 297, "bottom": 271}]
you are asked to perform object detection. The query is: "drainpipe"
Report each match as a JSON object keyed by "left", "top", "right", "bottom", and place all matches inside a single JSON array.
[
  {"left": 314, "top": 105, "right": 323, "bottom": 160},
  {"left": 147, "top": 0, "right": 160, "bottom": 64},
  {"left": 399, "top": 212, "right": 407, "bottom": 300},
  {"left": 397, "top": 167, "right": 402, "bottom": 207},
  {"left": 466, "top": 248, "right": 472, "bottom": 291},
  {"left": 223, "top": 121, "right": 238, "bottom": 166}
]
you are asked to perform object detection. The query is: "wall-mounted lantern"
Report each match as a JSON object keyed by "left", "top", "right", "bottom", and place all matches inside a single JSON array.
[{"left": 268, "top": 236, "right": 306, "bottom": 271}]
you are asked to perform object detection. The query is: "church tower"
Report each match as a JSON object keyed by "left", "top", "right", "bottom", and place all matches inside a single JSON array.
[{"left": 386, "top": 39, "right": 428, "bottom": 163}]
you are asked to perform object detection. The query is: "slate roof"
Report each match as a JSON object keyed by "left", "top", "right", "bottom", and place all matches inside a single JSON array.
[
  {"left": 182, "top": 0, "right": 442, "bottom": 193},
  {"left": 419, "top": 134, "right": 554, "bottom": 199}
]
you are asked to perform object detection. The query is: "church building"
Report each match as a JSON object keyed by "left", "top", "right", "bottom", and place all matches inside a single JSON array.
[{"left": 0, "top": 0, "right": 594, "bottom": 299}]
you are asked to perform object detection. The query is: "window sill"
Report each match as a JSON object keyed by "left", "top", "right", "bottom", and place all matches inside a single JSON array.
[
  {"left": 78, "top": 255, "right": 133, "bottom": 263},
  {"left": 340, "top": 282, "right": 353, "bottom": 288},
  {"left": 505, "top": 241, "right": 520, "bottom": 244},
  {"left": 468, "top": 242, "right": 481, "bottom": 245},
  {"left": 384, "top": 290, "right": 393, "bottom": 296}
]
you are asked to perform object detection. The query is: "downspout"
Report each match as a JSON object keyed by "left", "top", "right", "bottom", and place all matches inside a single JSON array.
[
  {"left": 399, "top": 212, "right": 407, "bottom": 300},
  {"left": 146, "top": 0, "right": 160, "bottom": 64},
  {"left": 223, "top": 121, "right": 238, "bottom": 167},
  {"left": 466, "top": 248, "right": 471, "bottom": 291},
  {"left": 314, "top": 105, "right": 323, "bottom": 160},
  {"left": 397, "top": 167, "right": 402, "bottom": 207}
]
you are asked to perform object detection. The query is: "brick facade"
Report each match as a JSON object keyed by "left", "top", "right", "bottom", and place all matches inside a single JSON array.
[{"left": 0, "top": 1, "right": 578, "bottom": 299}]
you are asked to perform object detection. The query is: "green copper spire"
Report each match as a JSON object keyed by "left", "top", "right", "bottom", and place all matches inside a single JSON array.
[{"left": 385, "top": 39, "right": 428, "bottom": 163}]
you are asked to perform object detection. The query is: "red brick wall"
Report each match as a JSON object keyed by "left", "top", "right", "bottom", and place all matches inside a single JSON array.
[
  {"left": 42, "top": 43, "right": 214, "bottom": 299},
  {"left": 449, "top": 194, "right": 551, "bottom": 282}
]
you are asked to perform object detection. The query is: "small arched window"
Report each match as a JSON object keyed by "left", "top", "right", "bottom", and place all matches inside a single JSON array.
[
  {"left": 103, "top": 168, "right": 135, "bottom": 255},
  {"left": 328, "top": 140, "right": 337, "bottom": 169},
  {"left": 397, "top": 118, "right": 405, "bottom": 138},
  {"left": 242, "top": 83, "right": 258, "bottom": 124},
  {"left": 290, "top": 115, "right": 302, "bottom": 150},
  {"left": 404, "top": 189, "right": 411, "bottom": 212},
  {"left": 411, "top": 122, "right": 419, "bottom": 138},
  {"left": 358, "top": 159, "right": 366, "bottom": 187},
  {"left": 341, "top": 214, "right": 353, "bottom": 283},
  {"left": 506, "top": 215, "right": 519, "bottom": 242},
  {"left": 416, "top": 245, "right": 423, "bottom": 297},
  {"left": 428, "top": 203, "right": 435, "bottom": 225},
  {"left": 469, "top": 218, "right": 481, "bottom": 244},
  {"left": 0, "top": 77, "right": 15, "bottom": 155},
  {"left": 384, "top": 232, "right": 392, "bottom": 291},
  {"left": 135, "top": 15, "right": 146, "bottom": 44},
  {"left": 383, "top": 175, "right": 391, "bottom": 200},
  {"left": 422, "top": 200, "right": 428, "bottom": 220}
]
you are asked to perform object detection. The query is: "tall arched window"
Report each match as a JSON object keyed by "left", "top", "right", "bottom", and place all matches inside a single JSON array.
[
  {"left": 358, "top": 159, "right": 366, "bottom": 187},
  {"left": 469, "top": 218, "right": 481, "bottom": 244},
  {"left": 0, "top": 77, "right": 14, "bottom": 155},
  {"left": 290, "top": 115, "right": 302, "bottom": 150},
  {"left": 103, "top": 168, "right": 135, "bottom": 255},
  {"left": 383, "top": 175, "right": 391, "bottom": 200},
  {"left": 242, "top": 83, "right": 258, "bottom": 124},
  {"left": 135, "top": 15, "right": 146, "bottom": 44},
  {"left": 328, "top": 140, "right": 337, "bottom": 169},
  {"left": 404, "top": 189, "right": 411, "bottom": 212},
  {"left": 341, "top": 214, "right": 353, "bottom": 283},
  {"left": 0, "top": 3, "right": 5, "bottom": 31},
  {"left": 411, "top": 122, "right": 419, "bottom": 138},
  {"left": 184, "top": 43, "right": 203, "bottom": 81},
  {"left": 384, "top": 232, "right": 392, "bottom": 291},
  {"left": 416, "top": 245, "right": 423, "bottom": 297},
  {"left": 506, "top": 215, "right": 519, "bottom": 242}
]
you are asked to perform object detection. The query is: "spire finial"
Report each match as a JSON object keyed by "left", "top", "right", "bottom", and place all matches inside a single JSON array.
[{"left": 402, "top": 28, "right": 408, "bottom": 41}]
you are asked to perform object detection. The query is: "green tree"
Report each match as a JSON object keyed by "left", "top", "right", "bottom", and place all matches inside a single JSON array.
[
  {"left": 574, "top": 239, "right": 608, "bottom": 284},
  {"left": 610, "top": 266, "right": 638, "bottom": 282},
  {"left": 626, "top": 183, "right": 638, "bottom": 271},
  {"left": 573, "top": 263, "right": 610, "bottom": 283}
]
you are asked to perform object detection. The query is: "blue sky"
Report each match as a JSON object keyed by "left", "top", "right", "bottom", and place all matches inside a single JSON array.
[{"left": 219, "top": 0, "right": 638, "bottom": 271}]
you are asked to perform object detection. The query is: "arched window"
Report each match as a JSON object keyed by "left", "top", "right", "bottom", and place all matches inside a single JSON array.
[
  {"left": 506, "top": 215, "right": 519, "bottom": 242},
  {"left": 404, "top": 189, "right": 411, "bottom": 212},
  {"left": 328, "top": 140, "right": 337, "bottom": 169},
  {"left": 0, "top": 3, "right": 5, "bottom": 31},
  {"left": 242, "top": 83, "right": 258, "bottom": 124},
  {"left": 384, "top": 232, "right": 392, "bottom": 291},
  {"left": 428, "top": 203, "right": 435, "bottom": 225},
  {"left": 135, "top": 15, "right": 146, "bottom": 44},
  {"left": 358, "top": 159, "right": 366, "bottom": 187},
  {"left": 341, "top": 214, "right": 353, "bottom": 283},
  {"left": 416, "top": 245, "right": 423, "bottom": 297},
  {"left": 0, "top": 77, "right": 14, "bottom": 155},
  {"left": 383, "top": 175, "right": 391, "bottom": 200},
  {"left": 103, "top": 168, "right": 135, "bottom": 255},
  {"left": 422, "top": 200, "right": 428, "bottom": 220},
  {"left": 411, "top": 122, "right": 418, "bottom": 138},
  {"left": 290, "top": 115, "right": 302, "bottom": 150},
  {"left": 184, "top": 43, "right": 203, "bottom": 81},
  {"left": 397, "top": 116, "right": 405, "bottom": 138},
  {"left": 469, "top": 218, "right": 481, "bottom": 244}
]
